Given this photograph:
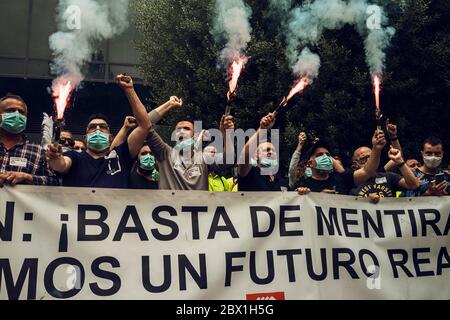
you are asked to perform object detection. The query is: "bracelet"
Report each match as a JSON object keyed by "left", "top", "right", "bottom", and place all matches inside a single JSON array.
[
  {"left": 390, "top": 136, "right": 398, "bottom": 141},
  {"left": 398, "top": 162, "right": 406, "bottom": 168}
]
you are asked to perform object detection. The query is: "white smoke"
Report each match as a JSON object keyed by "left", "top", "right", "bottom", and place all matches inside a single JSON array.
[
  {"left": 49, "top": 0, "right": 130, "bottom": 87},
  {"left": 292, "top": 47, "right": 321, "bottom": 80},
  {"left": 284, "top": 0, "right": 395, "bottom": 80},
  {"left": 212, "top": 0, "right": 252, "bottom": 64}
]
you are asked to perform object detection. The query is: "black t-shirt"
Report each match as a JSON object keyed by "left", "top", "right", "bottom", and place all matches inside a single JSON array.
[
  {"left": 128, "top": 168, "right": 159, "bottom": 190},
  {"left": 62, "top": 143, "right": 133, "bottom": 188},
  {"left": 350, "top": 172, "right": 402, "bottom": 198},
  {"left": 293, "top": 169, "right": 355, "bottom": 195},
  {"left": 238, "top": 166, "right": 282, "bottom": 192}
]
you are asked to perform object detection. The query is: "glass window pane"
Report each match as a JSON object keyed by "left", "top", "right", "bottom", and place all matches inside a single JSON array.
[
  {"left": 27, "top": 59, "right": 51, "bottom": 78},
  {"left": 0, "top": 58, "right": 25, "bottom": 76},
  {"left": 0, "top": 0, "right": 29, "bottom": 57},
  {"left": 29, "top": 0, "right": 58, "bottom": 60}
]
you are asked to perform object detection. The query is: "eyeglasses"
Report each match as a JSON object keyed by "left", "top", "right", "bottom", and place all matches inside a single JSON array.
[{"left": 87, "top": 123, "right": 110, "bottom": 132}]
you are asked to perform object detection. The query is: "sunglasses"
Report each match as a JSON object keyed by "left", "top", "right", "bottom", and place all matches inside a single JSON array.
[{"left": 59, "top": 138, "right": 75, "bottom": 147}]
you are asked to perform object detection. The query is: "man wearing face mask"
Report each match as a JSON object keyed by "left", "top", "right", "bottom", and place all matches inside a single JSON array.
[
  {"left": 128, "top": 144, "right": 159, "bottom": 190},
  {"left": 0, "top": 94, "right": 58, "bottom": 186},
  {"left": 204, "top": 145, "right": 233, "bottom": 192},
  {"left": 295, "top": 130, "right": 390, "bottom": 195},
  {"left": 238, "top": 113, "right": 282, "bottom": 192},
  {"left": 407, "top": 137, "right": 449, "bottom": 197},
  {"left": 73, "top": 140, "right": 86, "bottom": 153},
  {"left": 46, "top": 75, "right": 151, "bottom": 188},
  {"left": 143, "top": 93, "right": 235, "bottom": 190},
  {"left": 59, "top": 131, "right": 75, "bottom": 154},
  {"left": 349, "top": 145, "right": 420, "bottom": 203}
]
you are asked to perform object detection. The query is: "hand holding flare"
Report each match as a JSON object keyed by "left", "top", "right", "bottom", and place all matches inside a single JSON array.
[{"left": 273, "top": 77, "right": 309, "bottom": 116}]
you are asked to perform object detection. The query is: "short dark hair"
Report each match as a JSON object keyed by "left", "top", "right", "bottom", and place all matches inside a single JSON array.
[
  {"left": 303, "top": 140, "right": 330, "bottom": 161},
  {"left": 86, "top": 114, "right": 111, "bottom": 128},
  {"left": 423, "top": 137, "right": 443, "bottom": 149},
  {"left": 0, "top": 93, "right": 28, "bottom": 109},
  {"left": 177, "top": 119, "right": 194, "bottom": 125}
]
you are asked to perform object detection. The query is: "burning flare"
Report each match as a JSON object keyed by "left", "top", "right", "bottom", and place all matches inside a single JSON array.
[
  {"left": 52, "top": 79, "right": 73, "bottom": 120},
  {"left": 228, "top": 58, "right": 245, "bottom": 100},
  {"left": 373, "top": 75, "right": 381, "bottom": 110},
  {"left": 286, "top": 77, "right": 309, "bottom": 103}
]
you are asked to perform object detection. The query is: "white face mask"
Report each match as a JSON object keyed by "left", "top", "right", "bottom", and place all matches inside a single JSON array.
[{"left": 423, "top": 155, "right": 442, "bottom": 169}]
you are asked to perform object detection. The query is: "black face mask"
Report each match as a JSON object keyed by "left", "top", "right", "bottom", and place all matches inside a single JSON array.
[{"left": 138, "top": 167, "right": 154, "bottom": 176}]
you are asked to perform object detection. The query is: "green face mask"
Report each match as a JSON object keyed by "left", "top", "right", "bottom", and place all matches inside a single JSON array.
[
  {"left": 174, "top": 138, "right": 195, "bottom": 151},
  {"left": 140, "top": 154, "right": 156, "bottom": 171},
  {"left": 1, "top": 111, "right": 27, "bottom": 134},
  {"left": 152, "top": 169, "right": 160, "bottom": 181},
  {"left": 315, "top": 155, "right": 334, "bottom": 172},
  {"left": 305, "top": 167, "right": 313, "bottom": 178},
  {"left": 260, "top": 158, "right": 279, "bottom": 168},
  {"left": 87, "top": 130, "right": 110, "bottom": 152}
]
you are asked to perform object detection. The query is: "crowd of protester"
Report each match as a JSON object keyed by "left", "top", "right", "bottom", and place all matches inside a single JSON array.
[{"left": 0, "top": 74, "right": 449, "bottom": 201}]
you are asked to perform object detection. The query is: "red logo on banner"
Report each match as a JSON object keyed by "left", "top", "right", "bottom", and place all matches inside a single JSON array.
[{"left": 246, "top": 292, "right": 285, "bottom": 300}]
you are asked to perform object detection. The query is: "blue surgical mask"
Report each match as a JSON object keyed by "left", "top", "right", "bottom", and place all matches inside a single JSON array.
[
  {"left": 250, "top": 158, "right": 258, "bottom": 167},
  {"left": 175, "top": 138, "right": 195, "bottom": 151},
  {"left": 140, "top": 154, "right": 156, "bottom": 171},
  {"left": 260, "top": 158, "right": 279, "bottom": 168},
  {"left": 315, "top": 155, "right": 333, "bottom": 172},
  {"left": 87, "top": 130, "right": 110, "bottom": 152},
  {"left": 1, "top": 111, "right": 27, "bottom": 134}
]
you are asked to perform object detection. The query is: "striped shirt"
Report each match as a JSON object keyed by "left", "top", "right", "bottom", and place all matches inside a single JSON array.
[{"left": 0, "top": 138, "right": 59, "bottom": 186}]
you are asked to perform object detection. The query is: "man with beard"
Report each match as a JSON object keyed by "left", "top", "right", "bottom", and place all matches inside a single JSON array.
[{"left": 46, "top": 74, "right": 151, "bottom": 188}]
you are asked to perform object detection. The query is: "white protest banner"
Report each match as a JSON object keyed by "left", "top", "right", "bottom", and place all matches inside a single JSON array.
[{"left": 1, "top": 186, "right": 449, "bottom": 300}]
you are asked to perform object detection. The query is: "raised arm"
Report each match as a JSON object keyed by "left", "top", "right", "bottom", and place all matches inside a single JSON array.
[
  {"left": 389, "top": 147, "right": 420, "bottom": 190},
  {"left": 221, "top": 115, "right": 236, "bottom": 165},
  {"left": 238, "top": 113, "right": 275, "bottom": 177},
  {"left": 46, "top": 143, "right": 73, "bottom": 174},
  {"left": 288, "top": 132, "right": 307, "bottom": 187},
  {"left": 384, "top": 121, "right": 404, "bottom": 172},
  {"left": 116, "top": 74, "right": 152, "bottom": 159},
  {"left": 110, "top": 116, "right": 137, "bottom": 150},
  {"left": 150, "top": 96, "right": 184, "bottom": 123},
  {"left": 353, "top": 130, "right": 386, "bottom": 186}
]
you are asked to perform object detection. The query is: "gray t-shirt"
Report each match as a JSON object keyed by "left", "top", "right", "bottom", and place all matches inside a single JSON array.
[{"left": 146, "top": 127, "right": 208, "bottom": 191}]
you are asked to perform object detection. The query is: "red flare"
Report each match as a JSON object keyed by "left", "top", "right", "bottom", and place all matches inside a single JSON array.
[
  {"left": 286, "top": 77, "right": 309, "bottom": 103},
  {"left": 228, "top": 58, "right": 245, "bottom": 99},
  {"left": 373, "top": 75, "right": 381, "bottom": 110},
  {"left": 52, "top": 80, "right": 73, "bottom": 120}
]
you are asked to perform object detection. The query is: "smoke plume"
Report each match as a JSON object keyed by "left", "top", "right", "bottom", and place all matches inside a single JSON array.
[
  {"left": 282, "top": 0, "right": 394, "bottom": 80},
  {"left": 49, "top": 0, "right": 130, "bottom": 87},
  {"left": 212, "top": 0, "right": 252, "bottom": 65}
]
